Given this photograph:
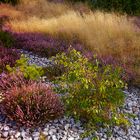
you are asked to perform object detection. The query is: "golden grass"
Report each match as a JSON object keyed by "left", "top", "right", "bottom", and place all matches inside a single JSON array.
[
  {"left": 2, "top": 0, "right": 139, "bottom": 84},
  {"left": 8, "top": 11, "right": 139, "bottom": 52},
  {"left": 16, "top": 0, "right": 72, "bottom": 19},
  {"left": 0, "top": 4, "right": 22, "bottom": 19},
  {"left": 8, "top": 10, "right": 140, "bottom": 83}
]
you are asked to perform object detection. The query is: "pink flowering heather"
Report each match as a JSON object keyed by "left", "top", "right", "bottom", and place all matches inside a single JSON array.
[
  {"left": 0, "top": 80, "right": 64, "bottom": 127},
  {"left": 13, "top": 32, "right": 87, "bottom": 57},
  {"left": 98, "top": 54, "right": 136, "bottom": 83},
  {"left": 0, "top": 45, "right": 20, "bottom": 72},
  {"left": 0, "top": 71, "right": 26, "bottom": 93}
]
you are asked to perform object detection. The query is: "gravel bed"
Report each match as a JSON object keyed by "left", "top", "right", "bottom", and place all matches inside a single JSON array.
[
  {"left": 0, "top": 50, "right": 139, "bottom": 140},
  {"left": 20, "top": 50, "right": 53, "bottom": 67}
]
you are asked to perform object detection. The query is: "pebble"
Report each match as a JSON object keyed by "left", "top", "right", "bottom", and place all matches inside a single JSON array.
[
  {"left": 129, "top": 136, "right": 137, "bottom": 140},
  {"left": 4, "top": 126, "right": 10, "bottom": 131},
  {"left": 2, "top": 131, "right": 9, "bottom": 138},
  {"left": 32, "top": 132, "right": 40, "bottom": 137},
  {"left": 15, "top": 132, "right": 21, "bottom": 138}
]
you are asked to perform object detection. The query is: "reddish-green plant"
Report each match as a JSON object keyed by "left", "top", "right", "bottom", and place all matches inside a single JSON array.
[
  {"left": 0, "top": 45, "right": 20, "bottom": 72},
  {"left": 0, "top": 71, "right": 26, "bottom": 93},
  {"left": 0, "top": 81, "right": 64, "bottom": 127}
]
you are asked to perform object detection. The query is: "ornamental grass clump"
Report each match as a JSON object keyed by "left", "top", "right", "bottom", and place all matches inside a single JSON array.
[
  {"left": 52, "top": 49, "right": 129, "bottom": 131},
  {"left": 0, "top": 80, "right": 64, "bottom": 127}
]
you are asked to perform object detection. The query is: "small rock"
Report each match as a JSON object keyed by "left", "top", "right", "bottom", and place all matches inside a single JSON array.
[
  {"left": 21, "top": 131, "right": 26, "bottom": 138},
  {"left": 42, "top": 131, "right": 48, "bottom": 136},
  {"left": 33, "top": 137, "right": 39, "bottom": 140},
  {"left": 65, "top": 124, "right": 70, "bottom": 130},
  {"left": 136, "top": 125, "right": 140, "bottom": 130},
  {"left": 68, "top": 137, "right": 74, "bottom": 140},
  {"left": 134, "top": 120, "right": 139, "bottom": 125},
  {"left": 118, "top": 130, "right": 126, "bottom": 136},
  {"left": 83, "top": 138, "right": 89, "bottom": 140},
  {"left": 129, "top": 136, "right": 137, "bottom": 140},
  {"left": 32, "top": 132, "right": 40, "bottom": 137},
  {"left": 52, "top": 135, "right": 57, "bottom": 140},
  {"left": 2, "top": 131, "right": 9, "bottom": 138},
  {"left": 4, "top": 126, "right": 10, "bottom": 131},
  {"left": 15, "top": 132, "right": 21, "bottom": 138}
]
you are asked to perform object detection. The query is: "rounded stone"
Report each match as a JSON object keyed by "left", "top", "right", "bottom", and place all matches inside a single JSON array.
[
  {"left": 15, "top": 132, "right": 21, "bottom": 138},
  {"left": 2, "top": 131, "right": 9, "bottom": 138},
  {"left": 129, "top": 136, "right": 137, "bottom": 140},
  {"left": 4, "top": 126, "right": 10, "bottom": 131},
  {"left": 32, "top": 132, "right": 40, "bottom": 137}
]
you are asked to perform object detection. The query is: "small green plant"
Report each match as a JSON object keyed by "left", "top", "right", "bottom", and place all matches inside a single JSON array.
[
  {"left": 67, "top": 0, "right": 140, "bottom": 15},
  {"left": 6, "top": 55, "right": 44, "bottom": 80},
  {"left": 52, "top": 49, "right": 129, "bottom": 133},
  {"left": 0, "top": 0, "right": 19, "bottom": 5},
  {"left": 0, "top": 31, "right": 15, "bottom": 48}
]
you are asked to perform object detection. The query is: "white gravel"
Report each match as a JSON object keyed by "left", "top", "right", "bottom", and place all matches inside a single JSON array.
[{"left": 0, "top": 50, "right": 139, "bottom": 140}]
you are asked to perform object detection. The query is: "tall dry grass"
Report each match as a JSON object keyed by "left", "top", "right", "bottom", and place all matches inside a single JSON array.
[
  {"left": 0, "top": 4, "right": 22, "bottom": 19},
  {"left": 8, "top": 11, "right": 139, "bottom": 51},
  {"left": 8, "top": 10, "right": 140, "bottom": 84},
  {"left": 0, "top": 0, "right": 73, "bottom": 20},
  {"left": 16, "top": 0, "right": 72, "bottom": 19}
]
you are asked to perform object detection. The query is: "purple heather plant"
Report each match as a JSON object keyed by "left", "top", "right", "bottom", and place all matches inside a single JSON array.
[
  {"left": 13, "top": 32, "right": 88, "bottom": 57},
  {"left": 0, "top": 77, "right": 64, "bottom": 127},
  {"left": 0, "top": 45, "right": 20, "bottom": 72},
  {"left": 0, "top": 71, "right": 27, "bottom": 93},
  {"left": 11, "top": 31, "right": 138, "bottom": 85}
]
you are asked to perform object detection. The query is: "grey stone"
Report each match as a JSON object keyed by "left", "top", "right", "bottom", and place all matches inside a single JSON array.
[
  {"left": 136, "top": 125, "right": 140, "bottom": 130},
  {"left": 68, "top": 137, "right": 74, "bottom": 140},
  {"left": 52, "top": 135, "right": 57, "bottom": 140},
  {"left": 32, "top": 132, "right": 40, "bottom": 137},
  {"left": 134, "top": 120, "right": 139, "bottom": 125},
  {"left": 2, "top": 131, "right": 9, "bottom": 138},
  {"left": 42, "top": 131, "right": 48, "bottom": 136},
  {"left": 33, "top": 137, "right": 39, "bottom": 140},
  {"left": 64, "top": 124, "right": 70, "bottom": 130},
  {"left": 83, "top": 138, "right": 90, "bottom": 140},
  {"left": 15, "top": 132, "right": 21, "bottom": 138},
  {"left": 4, "top": 126, "right": 10, "bottom": 131},
  {"left": 21, "top": 131, "right": 26, "bottom": 138},
  {"left": 129, "top": 136, "right": 137, "bottom": 140},
  {"left": 9, "top": 130, "right": 16, "bottom": 136}
]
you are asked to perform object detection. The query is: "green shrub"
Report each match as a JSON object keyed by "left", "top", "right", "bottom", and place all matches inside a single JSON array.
[
  {"left": 52, "top": 49, "right": 129, "bottom": 132},
  {"left": 44, "top": 64, "right": 65, "bottom": 81},
  {"left": 6, "top": 55, "right": 44, "bottom": 80},
  {"left": 67, "top": 0, "right": 140, "bottom": 15},
  {"left": 0, "top": 31, "right": 15, "bottom": 48},
  {"left": 93, "top": 0, "right": 140, "bottom": 15},
  {"left": 0, "top": 0, "right": 19, "bottom": 5}
]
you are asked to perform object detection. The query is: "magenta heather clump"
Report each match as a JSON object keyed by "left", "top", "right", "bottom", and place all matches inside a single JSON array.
[
  {"left": 13, "top": 32, "right": 68, "bottom": 57},
  {"left": 98, "top": 54, "right": 136, "bottom": 83},
  {"left": 13, "top": 32, "right": 87, "bottom": 57},
  {"left": 0, "top": 45, "right": 20, "bottom": 72},
  {"left": 0, "top": 76, "right": 64, "bottom": 127}
]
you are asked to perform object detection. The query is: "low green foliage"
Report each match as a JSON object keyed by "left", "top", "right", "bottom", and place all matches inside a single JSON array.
[
  {"left": 0, "top": 0, "right": 19, "bottom": 5},
  {"left": 52, "top": 49, "right": 129, "bottom": 132},
  {"left": 67, "top": 0, "right": 140, "bottom": 15},
  {"left": 6, "top": 55, "right": 44, "bottom": 80},
  {"left": 93, "top": 0, "right": 140, "bottom": 15},
  {"left": 0, "top": 31, "right": 15, "bottom": 48}
]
